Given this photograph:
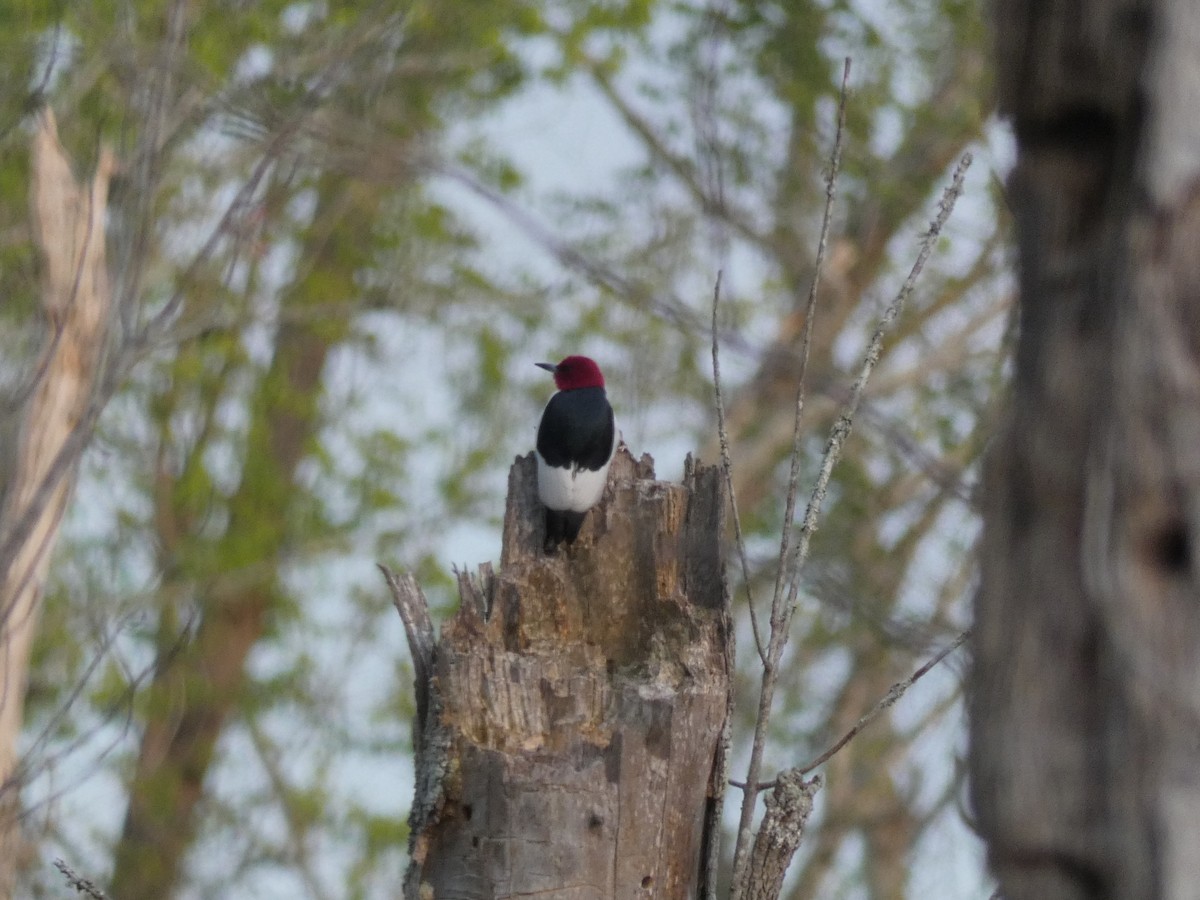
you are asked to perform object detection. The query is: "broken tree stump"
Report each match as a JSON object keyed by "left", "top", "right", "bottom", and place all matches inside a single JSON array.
[{"left": 388, "top": 447, "right": 732, "bottom": 899}]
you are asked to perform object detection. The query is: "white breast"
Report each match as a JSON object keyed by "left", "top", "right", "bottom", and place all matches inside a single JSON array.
[{"left": 536, "top": 454, "right": 612, "bottom": 513}]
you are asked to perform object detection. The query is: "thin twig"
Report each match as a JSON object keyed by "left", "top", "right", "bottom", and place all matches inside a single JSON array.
[
  {"left": 779, "top": 152, "right": 974, "bottom": 620},
  {"left": 712, "top": 271, "right": 767, "bottom": 663},
  {"left": 730, "top": 127, "right": 974, "bottom": 900},
  {"left": 54, "top": 858, "right": 109, "bottom": 899},
  {"left": 731, "top": 628, "right": 970, "bottom": 794},
  {"left": 769, "top": 55, "right": 854, "bottom": 625},
  {"left": 738, "top": 152, "right": 974, "bottom": 804},
  {"left": 797, "top": 628, "right": 969, "bottom": 773},
  {"left": 729, "top": 57, "right": 852, "bottom": 895}
]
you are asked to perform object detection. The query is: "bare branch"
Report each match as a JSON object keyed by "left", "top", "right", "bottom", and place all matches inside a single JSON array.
[
  {"left": 54, "top": 858, "right": 109, "bottom": 899},
  {"left": 780, "top": 153, "right": 974, "bottom": 621},
  {"left": 730, "top": 127, "right": 974, "bottom": 895},
  {"left": 770, "top": 56, "right": 853, "bottom": 634},
  {"left": 797, "top": 629, "right": 969, "bottom": 774},
  {"left": 729, "top": 57, "right": 852, "bottom": 894},
  {"left": 732, "top": 628, "right": 968, "bottom": 801},
  {"left": 712, "top": 271, "right": 766, "bottom": 664}
]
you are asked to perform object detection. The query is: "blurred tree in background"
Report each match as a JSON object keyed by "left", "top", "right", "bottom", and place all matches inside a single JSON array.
[{"left": 0, "top": 0, "right": 1008, "bottom": 897}]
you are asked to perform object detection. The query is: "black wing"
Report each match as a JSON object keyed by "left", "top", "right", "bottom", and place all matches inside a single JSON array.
[{"left": 536, "top": 387, "right": 614, "bottom": 471}]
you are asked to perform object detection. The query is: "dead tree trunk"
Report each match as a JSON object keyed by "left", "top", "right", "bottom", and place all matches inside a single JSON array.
[
  {"left": 389, "top": 448, "right": 732, "bottom": 899},
  {"left": 0, "top": 110, "right": 114, "bottom": 895},
  {"left": 972, "top": 1, "right": 1200, "bottom": 897}
]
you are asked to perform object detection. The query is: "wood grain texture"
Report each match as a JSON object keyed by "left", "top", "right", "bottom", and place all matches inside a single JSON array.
[
  {"left": 972, "top": 1, "right": 1200, "bottom": 897},
  {"left": 744, "top": 770, "right": 822, "bottom": 900},
  {"left": 405, "top": 448, "right": 731, "bottom": 899}
]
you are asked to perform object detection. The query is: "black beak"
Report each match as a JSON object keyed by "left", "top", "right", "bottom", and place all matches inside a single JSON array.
[{"left": 535, "top": 362, "right": 557, "bottom": 373}]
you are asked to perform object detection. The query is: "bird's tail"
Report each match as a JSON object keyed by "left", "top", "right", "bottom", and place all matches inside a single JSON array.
[{"left": 544, "top": 509, "right": 587, "bottom": 553}]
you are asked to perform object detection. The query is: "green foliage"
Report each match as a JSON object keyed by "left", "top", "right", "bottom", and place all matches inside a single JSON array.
[{"left": 5, "top": 0, "right": 1005, "bottom": 896}]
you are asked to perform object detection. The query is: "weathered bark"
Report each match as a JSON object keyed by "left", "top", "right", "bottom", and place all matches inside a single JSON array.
[
  {"left": 0, "top": 110, "right": 114, "bottom": 895},
  {"left": 972, "top": 1, "right": 1200, "bottom": 898},
  {"left": 744, "top": 770, "right": 821, "bottom": 900},
  {"left": 397, "top": 449, "right": 732, "bottom": 899}
]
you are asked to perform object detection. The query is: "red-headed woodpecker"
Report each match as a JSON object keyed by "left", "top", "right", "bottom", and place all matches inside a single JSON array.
[{"left": 535, "top": 356, "right": 617, "bottom": 553}]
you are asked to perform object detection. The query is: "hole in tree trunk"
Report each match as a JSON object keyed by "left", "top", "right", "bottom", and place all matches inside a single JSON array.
[{"left": 1152, "top": 521, "right": 1191, "bottom": 574}]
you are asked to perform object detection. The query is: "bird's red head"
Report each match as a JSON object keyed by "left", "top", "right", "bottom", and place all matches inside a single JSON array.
[{"left": 536, "top": 355, "right": 606, "bottom": 391}]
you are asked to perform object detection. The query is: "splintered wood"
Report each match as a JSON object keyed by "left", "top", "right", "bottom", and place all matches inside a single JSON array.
[{"left": 398, "top": 449, "right": 731, "bottom": 899}]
